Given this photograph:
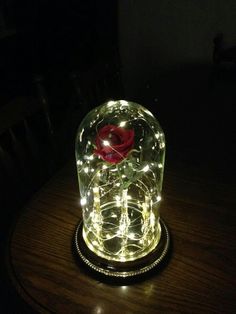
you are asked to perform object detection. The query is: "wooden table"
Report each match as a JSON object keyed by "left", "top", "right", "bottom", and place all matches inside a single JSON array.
[{"left": 8, "top": 158, "right": 236, "bottom": 313}]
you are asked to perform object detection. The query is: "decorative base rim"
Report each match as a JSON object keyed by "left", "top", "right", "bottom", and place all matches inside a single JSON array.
[{"left": 74, "top": 219, "right": 170, "bottom": 278}]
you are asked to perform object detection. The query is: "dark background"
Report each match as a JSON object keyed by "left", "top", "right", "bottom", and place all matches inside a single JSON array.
[
  {"left": 0, "top": 0, "right": 235, "bottom": 312},
  {"left": 118, "top": 0, "right": 236, "bottom": 184}
]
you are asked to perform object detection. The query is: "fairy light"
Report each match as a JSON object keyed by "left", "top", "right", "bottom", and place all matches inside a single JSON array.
[
  {"left": 92, "top": 240, "right": 99, "bottom": 246},
  {"left": 142, "top": 201, "right": 148, "bottom": 216},
  {"left": 150, "top": 212, "right": 155, "bottom": 228},
  {"left": 119, "top": 121, "right": 126, "bottom": 127},
  {"left": 81, "top": 176, "right": 162, "bottom": 262},
  {"left": 110, "top": 167, "right": 118, "bottom": 172},
  {"left": 76, "top": 100, "right": 166, "bottom": 264},
  {"left": 85, "top": 155, "right": 94, "bottom": 160},
  {"left": 122, "top": 189, "right": 128, "bottom": 214},
  {"left": 160, "top": 142, "right": 165, "bottom": 149},
  {"left": 93, "top": 187, "right": 100, "bottom": 210},
  {"left": 107, "top": 100, "right": 115, "bottom": 107},
  {"left": 93, "top": 187, "right": 99, "bottom": 193},
  {"left": 129, "top": 233, "right": 135, "bottom": 240},
  {"left": 82, "top": 186, "right": 162, "bottom": 261},
  {"left": 103, "top": 140, "right": 110, "bottom": 146},
  {"left": 80, "top": 198, "right": 87, "bottom": 206},
  {"left": 115, "top": 195, "right": 121, "bottom": 207},
  {"left": 120, "top": 100, "right": 129, "bottom": 107},
  {"left": 119, "top": 222, "right": 126, "bottom": 233},
  {"left": 120, "top": 256, "right": 126, "bottom": 262},
  {"left": 142, "top": 165, "right": 150, "bottom": 172}
]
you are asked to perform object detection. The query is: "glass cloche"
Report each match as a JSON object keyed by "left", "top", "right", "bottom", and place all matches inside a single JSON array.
[{"left": 74, "top": 100, "right": 169, "bottom": 278}]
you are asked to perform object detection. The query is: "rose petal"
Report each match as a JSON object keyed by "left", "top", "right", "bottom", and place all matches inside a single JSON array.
[{"left": 94, "top": 125, "right": 134, "bottom": 164}]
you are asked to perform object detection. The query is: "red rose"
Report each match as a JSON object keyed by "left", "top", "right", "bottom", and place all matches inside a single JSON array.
[{"left": 94, "top": 125, "right": 134, "bottom": 164}]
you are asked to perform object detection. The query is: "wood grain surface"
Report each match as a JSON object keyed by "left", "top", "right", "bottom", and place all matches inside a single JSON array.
[{"left": 8, "top": 159, "right": 236, "bottom": 314}]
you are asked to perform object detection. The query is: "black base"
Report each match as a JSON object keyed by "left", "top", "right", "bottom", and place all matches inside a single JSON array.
[{"left": 74, "top": 219, "right": 170, "bottom": 278}]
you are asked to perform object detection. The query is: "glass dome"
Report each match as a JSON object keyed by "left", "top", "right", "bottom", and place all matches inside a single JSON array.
[{"left": 75, "top": 100, "right": 166, "bottom": 267}]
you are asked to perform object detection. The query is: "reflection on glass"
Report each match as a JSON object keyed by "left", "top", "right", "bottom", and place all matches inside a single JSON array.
[{"left": 76, "top": 100, "right": 165, "bottom": 262}]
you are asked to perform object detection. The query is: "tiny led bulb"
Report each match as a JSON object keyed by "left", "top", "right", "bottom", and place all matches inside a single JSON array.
[
  {"left": 103, "top": 140, "right": 110, "bottom": 146},
  {"left": 142, "top": 165, "right": 149, "bottom": 172},
  {"left": 80, "top": 198, "right": 87, "bottom": 206},
  {"left": 119, "top": 121, "right": 126, "bottom": 127}
]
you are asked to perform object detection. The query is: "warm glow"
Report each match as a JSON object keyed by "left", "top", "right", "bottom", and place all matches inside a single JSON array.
[
  {"left": 103, "top": 140, "right": 110, "bottom": 146},
  {"left": 85, "top": 155, "right": 94, "bottom": 160},
  {"left": 81, "top": 180, "right": 162, "bottom": 262},
  {"left": 76, "top": 100, "right": 165, "bottom": 263},
  {"left": 107, "top": 100, "right": 115, "bottom": 107},
  {"left": 119, "top": 121, "right": 126, "bottom": 127},
  {"left": 142, "top": 165, "right": 150, "bottom": 172},
  {"left": 120, "top": 100, "right": 129, "bottom": 107},
  {"left": 160, "top": 142, "right": 165, "bottom": 149},
  {"left": 80, "top": 198, "right": 87, "bottom": 206}
]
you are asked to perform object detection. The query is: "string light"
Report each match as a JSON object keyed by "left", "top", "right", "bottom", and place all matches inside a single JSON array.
[
  {"left": 103, "top": 140, "right": 110, "bottom": 146},
  {"left": 142, "top": 165, "right": 150, "bottom": 172},
  {"left": 120, "top": 100, "right": 129, "bottom": 107},
  {"left": 76, "top": 101, "right": 165, "bottom": 263},
  {"left": 107, "top": 100, "right": 115, "bottom": 107},
  {"left": 119, "top": 121, "right": 126, "bottom": 127},
  {"left": 160, "top": 142, "right": 165, "bottom": 149},
  {"left": 81, "top": 180, "right": 162, "bottom": 261},
  {"left": 80, "top": 198, "right": 87, "bottom": 206}
]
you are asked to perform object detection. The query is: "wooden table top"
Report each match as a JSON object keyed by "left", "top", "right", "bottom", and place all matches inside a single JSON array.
[{"left": 8, "top": 159, "right": 236, "bottom": 313}]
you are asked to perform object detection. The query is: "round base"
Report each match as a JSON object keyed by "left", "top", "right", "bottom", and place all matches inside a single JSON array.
[{"left": 74, "top": 219, "right": 170, "bottom": 278}]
